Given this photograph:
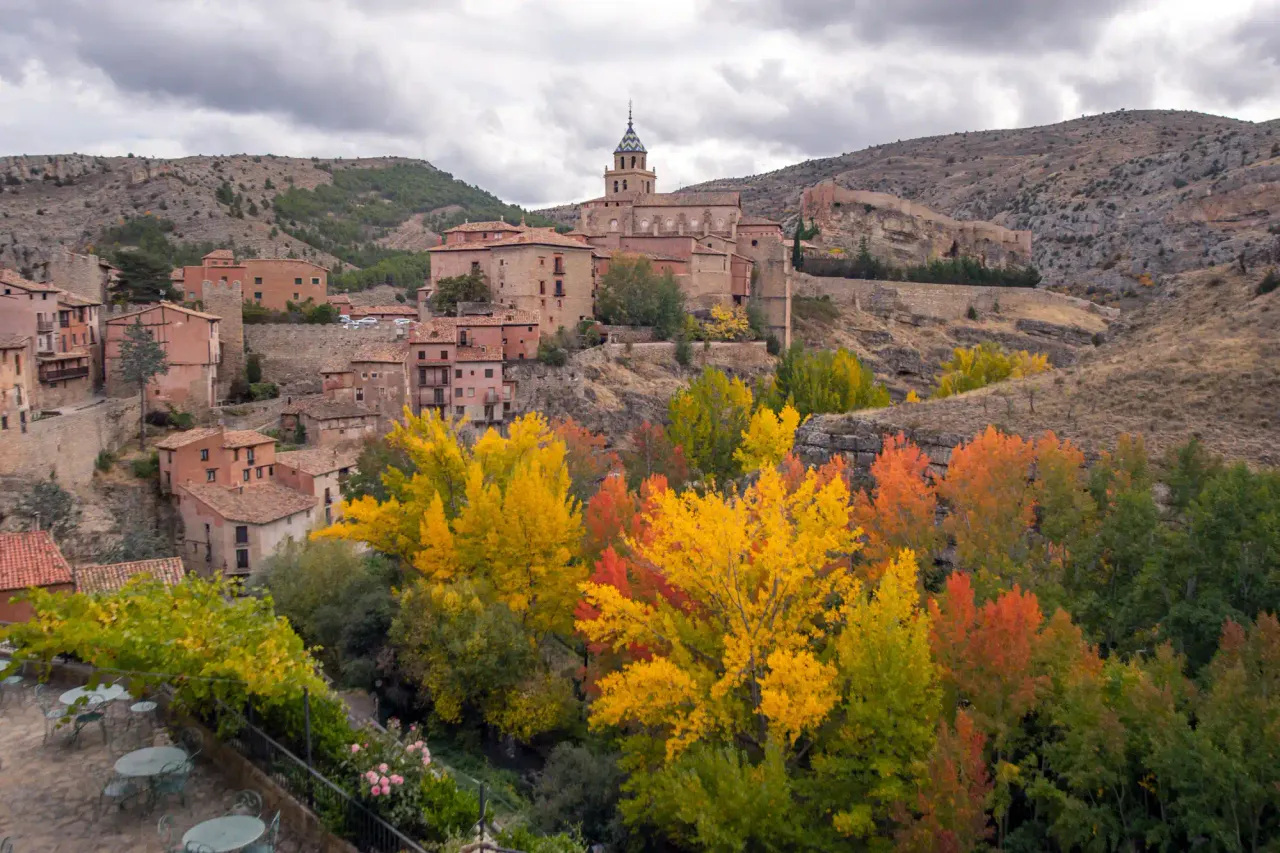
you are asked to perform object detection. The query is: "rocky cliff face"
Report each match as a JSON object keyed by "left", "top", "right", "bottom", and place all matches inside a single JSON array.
[
  {"left": 683, "top": 110, "right": 1280, "bottom": 299},
  {"left": 801, "top": 182, "right": 1033, "bottom": 267}
]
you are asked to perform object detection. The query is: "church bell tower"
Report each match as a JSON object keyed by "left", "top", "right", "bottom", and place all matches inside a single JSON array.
[{"left": 605, "top": 103, "right": 657, "bottom": 197}]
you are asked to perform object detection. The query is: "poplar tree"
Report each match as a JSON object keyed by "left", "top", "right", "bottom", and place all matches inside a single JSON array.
[{"left": 119, "top": 319, "right": 169, "bottom": 449}]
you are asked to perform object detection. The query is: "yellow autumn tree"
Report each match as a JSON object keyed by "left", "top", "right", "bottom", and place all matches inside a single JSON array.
[
  {"left": 579, "top": 462, "right": 861, "bottom": 759},
  {"left": 734, "top": 404, "right": 802, "bottom": 471},
  {"left": 318, "top": 409, "right": 584, "bottom": 737},
  {"left": 931, "top": 342, "right": 1051, "bottom": 398}
]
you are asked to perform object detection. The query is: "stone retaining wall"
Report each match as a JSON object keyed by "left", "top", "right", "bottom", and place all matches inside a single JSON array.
[
  {"left": 244, "top": 325, "right": 399, "bottom": 389},
  {"left": 792, "top": 274, "right": 1119, "bottom": 322},
  {"left": 0, "top": 397, "right": 140, "bottom": 486},
  {"left": 795, "top": 414, "right": 970, "bottom": 478}
]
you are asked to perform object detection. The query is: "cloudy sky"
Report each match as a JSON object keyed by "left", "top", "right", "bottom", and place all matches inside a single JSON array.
[{"left": 2, "top": 0, "right": 1278, "bottom": 208}]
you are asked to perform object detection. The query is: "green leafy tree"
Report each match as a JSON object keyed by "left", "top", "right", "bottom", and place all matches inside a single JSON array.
[
  {"left": 95, "top": 509, "right": 173, "bottom": 564},
  {"left": 594, "top": 255, "right": 685, "bottom": 339},
  {"left": 792, "top": 221, "right": 804, "bottom": 270},
  {"left": 245, "top": 353, "right": 263, "bottom": 384},
  {"left": 758, "top": 345, "right": 890, "bottom": 417},
  {"left": 666, "top": 367, "right": 753, "bottom": 482},
  {"left": 15, "top": 476, "right": 79, "bottom": 543},
  {"left": 119, "top": 320, "right": 169, "bottom": 449},
  {"left": 110, "top": 249, "right": 180, "bottom": 304},
  {"left": 429, "top": 271, "right": 489, "bottom": 315},
  {"left": 260, "top": 539, "right": 398, "bottom": 689},
  {"left": 343, "top": 437, "right": 412, "bottom": 502}
]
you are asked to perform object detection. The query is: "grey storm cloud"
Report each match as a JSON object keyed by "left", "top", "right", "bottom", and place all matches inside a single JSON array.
[
  {"left": 2, "top": 0, "right": 416, "bottom": 136},
  {"left": 719, "top": 0, "right": 1142, "bottom": 52}
]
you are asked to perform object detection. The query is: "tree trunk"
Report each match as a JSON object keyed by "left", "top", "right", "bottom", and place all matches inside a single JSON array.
[{"left": 138, "top": 383, "right": 147, "bottom": 450}]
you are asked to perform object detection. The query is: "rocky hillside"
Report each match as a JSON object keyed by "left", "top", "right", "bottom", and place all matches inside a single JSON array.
[
  {"left": 683, "top": 110, "right": 1280, "bottom": 298},
  {"left": 0, "top": 154, "right": 548, "bottom": 278},
  {"left": 804, "top": 264, "right": 1280, "bottom": 466}
]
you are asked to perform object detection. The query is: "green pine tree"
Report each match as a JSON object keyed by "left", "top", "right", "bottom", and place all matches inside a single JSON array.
[
  {"left": 119, "top": 320, "right": 170, "bottom": 449},
  {"left": 792, "top": 219, "right": 804, "bottom": 271}
]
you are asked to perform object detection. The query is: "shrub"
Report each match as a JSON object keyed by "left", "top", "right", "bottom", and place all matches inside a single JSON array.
[
  {"left": 674, "top": 336, "right": 692, "bottom": 367},
  {"left": 757, "top": 345, "right": 890, "bottom": 417},
  {"left": 1258, "top": 269, "right": 1279, "bottom": 296},
  {"left": 249, "top": 382, "right": 280, "bottom": 401},
  {"left": 766, "top": 334, "right": 781, "bottom": 356},
  {"left": 130, "top": 451, "right": 160, "bottom": 480},
  {"left": 246, "top": 353, "right": 263, "bottom": 384},
  {"left": 94, "top": 450, "right": 117, "bottom": 472},
  {"left": 931, "top": 342, "right": 1052, "bottom": 398},
  {"left": 537, "top": 341, "right": 568, "bottom": 366},
  {"left": 966, "top": 305, "right": 979, "bottom": 320}
]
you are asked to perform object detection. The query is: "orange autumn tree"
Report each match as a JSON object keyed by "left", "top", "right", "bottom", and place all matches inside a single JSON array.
[
  {"left": 582, "top": 473, "right": 641, "bottom": 563},
  {"left": 937, "top": 426, "right": 1036, "bottom": 581},
  {"left": 553, "top": 416, "right": 622, "bottom": 504},
  {"left": 853, "top": 433, "right": 942, "bottom": 577}
]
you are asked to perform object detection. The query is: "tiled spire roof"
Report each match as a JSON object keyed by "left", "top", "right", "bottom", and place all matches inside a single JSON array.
[{"left": 614, "top": 104, "right": 646, "bottom": 154}]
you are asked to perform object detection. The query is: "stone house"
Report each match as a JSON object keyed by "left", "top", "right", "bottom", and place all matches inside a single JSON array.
[
  {"left": 155, "top": 426, "right": 277, "bottom": 495},
  {"left": 175, "top": 481, "right": 317, "bottom": 578},
  {"left": 173, "top": 250, "right": 328, "bottom": 313},
  {"left": 0, "top": 530, "right": 74, "bottom": 622},
  {"left": 278, "top": 396, "right": 378, "bottom": 447},
  {"left": 274, "top": 445, "right": 360, "bottom": 527},
  {"left": 0, "top": 334, "right": 33, "bottom": 434},
  {"left": 347, "top": 305, "right": 418, "bottom": 323},
  {"left": 349, "top": 342, "right": 411, "bottom": 431},
  {"left": 105, "top": 303, "right": 221, "bottom": 410},
  {"left": 408, "top": 309, "right": 536, "bottom": 423}
]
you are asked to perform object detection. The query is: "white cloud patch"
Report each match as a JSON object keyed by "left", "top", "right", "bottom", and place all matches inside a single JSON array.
[{"left": 0, "top": 0, "right": 1277, "bottom": 207}]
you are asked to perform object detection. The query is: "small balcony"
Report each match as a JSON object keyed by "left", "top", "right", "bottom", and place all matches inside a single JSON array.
[
  {"left": 483, "top": 389, "right": 500, "bottom": 404},
  {"left": 416, "top": 372, "right": 450, "bottom": 388},
  {"left": 36, "top": 318, "right": 54, "bottom": 333},
  {"left": 39, "top": 365, "right": 89, "bottom": 383}
]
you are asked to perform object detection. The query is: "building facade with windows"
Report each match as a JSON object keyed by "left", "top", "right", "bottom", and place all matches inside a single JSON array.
[
  {"left": 176, "top": 481, "right": 317, "bottom": 578},
  {"left": 155, "top": 426, "right": 277, "bottom": 495},
  {"left": 0, "top": 335, "right": 33, "bottom": 434},
  {"left": 274, "top": 445, "right": 360, "bottom": 527},
  {"left": 173, "top": 250, "right": 328, "bottom": 312},
  {"left": 0, "top": 270, "right": 101, "bottom": 410},
  {"left": 104, "top": 303, "right": 221, "bottom": 410}
]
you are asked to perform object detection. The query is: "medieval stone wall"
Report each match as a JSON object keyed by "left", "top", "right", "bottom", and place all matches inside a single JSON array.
[
  {"left": 794, "top": 414, "right": 968, "bottom": 480},
  {"left": 243, "top": 324, "right": 399, "bottom": 390},
  {"left": 792, "top": 274, "right": 1119, "bottom": 322},
  {"left": 0, "top": 397, "right": 139, "bottom": 486}
]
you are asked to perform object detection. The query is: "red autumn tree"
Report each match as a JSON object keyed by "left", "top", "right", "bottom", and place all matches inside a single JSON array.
[
  {"left": 853, "top": 433, "right": 942, "bottom": 578},
  {"left": 894, "top": 710, "right": 994, "bottom": 853},
  {"left": 583, "top": 474, "right": 640, "bottom": 562}
]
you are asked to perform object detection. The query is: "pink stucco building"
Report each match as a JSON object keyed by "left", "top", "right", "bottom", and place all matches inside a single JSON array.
[{"left": 105, "top": 303, "right": 221, "bottom": 410}]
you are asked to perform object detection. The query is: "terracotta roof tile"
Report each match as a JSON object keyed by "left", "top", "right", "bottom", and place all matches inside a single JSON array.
[
  {"left": 443, "top": 221, "right": 524, "bottom": 234},
  {"left": 0, "top": 334, "right": 30, "bottom": 349},
  {"left": 738, "top": 215, "right": 781, "bottom": 226},
  {"left": 221, "top": 430, "right": 275, "bottom": 449},
  {"left": 456, "top": 345, "right": 503, "bottom": 362},
  {"left": 275, "top": 446, "right": 361, "bottom": 476},
  {"left": 281, "top": 396, "right": 373, "bottom": 420},
  {"left": 180, "top": 482, "right": 317, "bottom": 524},
  {"left": 203, "top": 249, "right": 235, "bottom": 260},
  {"left": 0, "top": 269, "right": 60, "bottom": 293},
  {"left": 591, "top": 248, "right": 686, "bottom": 263},
  {"left": 352, "top": 342, "right": 409, "bottom": 363},
  {"left": 154, "top": 427, "right": 224, "bottom": 450},
  {"left": 487, "top": 231, "right": 594, "bottom": 251},
  {"left": 0, "top": 531, "right": 74, "bottom": 591},
  {"left": 106, "top": 302, "right": 221, "bottom": 324},
  {"left": 348, "top": 305, "right": 418, "bottom": 317},
  {"left": 75, "top": 557, "right": 185, "bottom": 594},
  {"left": 57, "top": 292, "right": 102, "bottom": 307}
]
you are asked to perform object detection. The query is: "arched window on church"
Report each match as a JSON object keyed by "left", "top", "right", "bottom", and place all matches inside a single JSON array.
[
  {"left": 623, "top": 180, "right": 628, "bottom": 190},
  {"left": 613, "top": 181, "right": 619, "bottom": 193},
  {"left": 630, "top": 156, "right": 636, "bottom": 168},
  {"left": 610, "top": 219, "right": 619, "bottom": 232}
]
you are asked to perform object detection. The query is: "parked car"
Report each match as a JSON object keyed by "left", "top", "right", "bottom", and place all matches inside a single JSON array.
[
  {"left": 339, "top": 314, "right": 352, "bottom": 323},
  {"left": 393, "top": 318, "right": 414, "bottom": 326},
  {"left": 356, "top": 317, "right": 379, "bottom": 326}
]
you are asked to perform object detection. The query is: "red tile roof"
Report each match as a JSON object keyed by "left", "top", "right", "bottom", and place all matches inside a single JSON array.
[
  {"left": 0, "top": 269, "right": 60, "bottom": 293},
  {"left": 203, "top": 249, "right": 235, "bottom": 260},
  {"left": 0, "top": 531, "right": 74, "bottom": 591},
  {"left": 75, "top": 557, "right": 186, "bottom": 594},
  {"left": 222, "top": 430, "right": 275, "bottom": 449},
  {"left": 456, "top": 345, "right": 503, "bottom": 362},
  {"left": 180, "top": 482, "right": 318, "bottom": 524},
  {"left": 281, "top": 396, "right": 373, "bottom": 420},
  {"left": 275, "top": 446, "right": 361, "bottom": 476},
  {"left": 106, "top": 302, "right": 221, "bottom": 324},
  {"left": 352, "top": 342, "right": 409, "bottom": 363},
  {"left": 155, "top": 427, "right": 223, "bottom": 450},
  {"left": 348, "top": 305, "right": 418, "bottom": 317},
  {"left": 443, "top": 221, "right": 524, "bottom": 234},
  {"left": 0, "top": 334, "right": 30, "bottom": 350}
]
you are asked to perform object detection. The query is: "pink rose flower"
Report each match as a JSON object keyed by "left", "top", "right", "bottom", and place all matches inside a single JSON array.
[
  {"left": 350, "top": 744, "right": 360, "bottom": 753},
  {"left": 406, "top": 743, "right": 418, "bottom": 752},
  {"left": 381, "top": 784, "right": 391, "bottom": 795},
  {"left": 390, "top": 775, "right": 404, "bottom": 785},
  {"left": 379, "top": 776, "right": 389, "bottom": 786},
  {"left": 379, "top": 763, "right": 389, "bottom": 773},
  {"left": 370, "top": 787, "right": 380, "bottom": 797}
]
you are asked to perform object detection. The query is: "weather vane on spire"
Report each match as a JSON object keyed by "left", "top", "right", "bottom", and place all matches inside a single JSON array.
[{"left": 628, "top": 100, "right": 633, "bottom": 126}]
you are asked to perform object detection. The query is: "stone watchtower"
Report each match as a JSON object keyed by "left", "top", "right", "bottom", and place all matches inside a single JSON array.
[
  {"left": 202, "top": 279, "right": 245, "bottom": 400},
  {"left": 604, "top": 105, "right": 656, "bottom": 197}
]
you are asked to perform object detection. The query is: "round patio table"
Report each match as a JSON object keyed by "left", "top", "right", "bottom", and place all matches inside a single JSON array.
[
  {"left": 183, "top": 815, "right": 266, "bottom": 852},
  {"left": 59, "top": 684, "right": 126, "bottom": 706},
  {"left": 114, "top": 745, "right": 189, "bottom": 778}
]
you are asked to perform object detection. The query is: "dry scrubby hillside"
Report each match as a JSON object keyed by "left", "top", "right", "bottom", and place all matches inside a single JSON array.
[
  {"left": 823, "top": 265, "right": 1280, "bottom": 465},
  {"left": 684, "top": 110, "right": 1280, "bottom": 298}
]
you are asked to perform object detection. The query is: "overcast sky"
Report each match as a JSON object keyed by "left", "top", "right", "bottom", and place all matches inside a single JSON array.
[{"left": 2, "top": 0, "right": 1278, "bottom": 208}]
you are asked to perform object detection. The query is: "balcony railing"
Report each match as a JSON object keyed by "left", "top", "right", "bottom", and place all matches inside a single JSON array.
[
  {"left": 483, "top": 389, "right": 500, "bottom": 404},
  {"left": 416, "top": 374, "right": 450, "bottom": 387},
  {"left": 36, "top": 319, "right": 54, "bottom": 333},
  {"left": 39, "top": 366, "right": 89, "bottom": 383}
]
